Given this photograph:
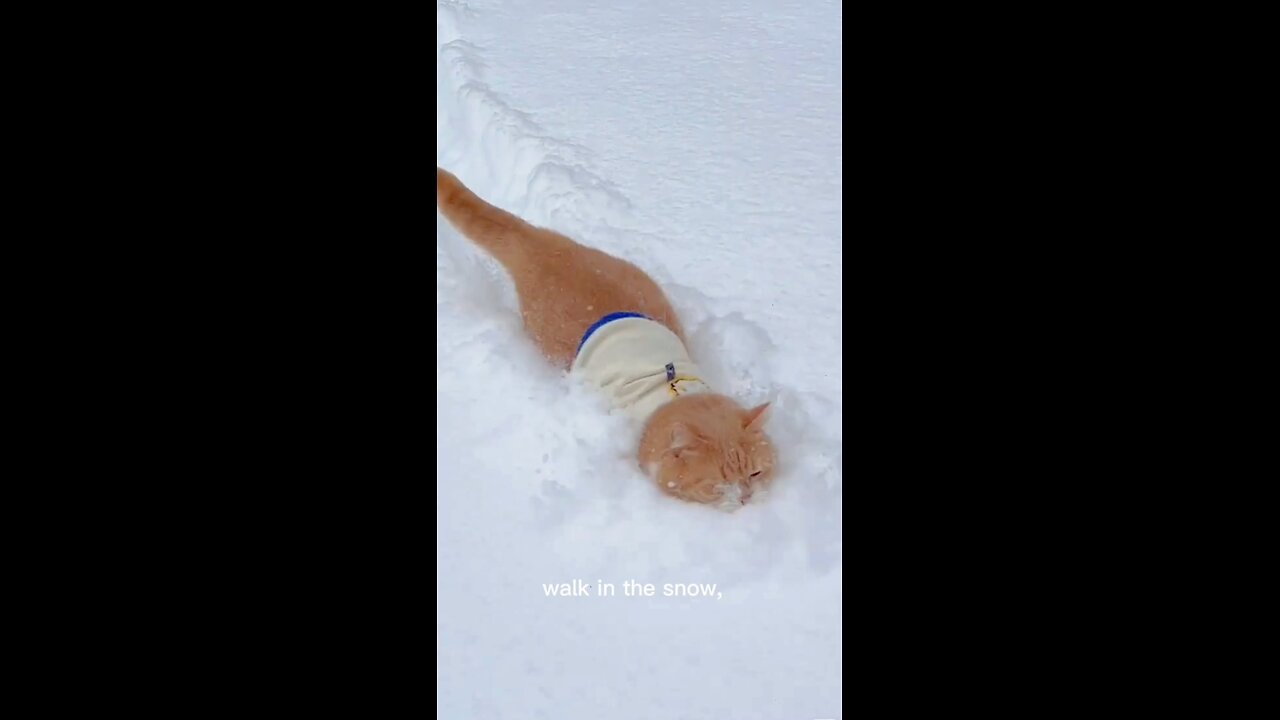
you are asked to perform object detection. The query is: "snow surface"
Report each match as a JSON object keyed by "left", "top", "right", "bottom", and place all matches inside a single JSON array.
[{"left": 437, "top": 1, "right": 842, "bottom": 717}]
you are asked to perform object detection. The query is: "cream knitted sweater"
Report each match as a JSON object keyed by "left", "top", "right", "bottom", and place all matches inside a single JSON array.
[{"left": 571, "top": 314, "right": 711, "bottom": 421}]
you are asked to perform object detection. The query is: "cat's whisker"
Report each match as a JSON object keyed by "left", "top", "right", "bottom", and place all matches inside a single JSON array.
[{"left": 713, "top": 482, "right": 746, "bottom": 511}]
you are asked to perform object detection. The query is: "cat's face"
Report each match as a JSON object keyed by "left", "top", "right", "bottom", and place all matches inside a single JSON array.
[{"left": 647, "top": 399, "right": 776, "bottom": 511}]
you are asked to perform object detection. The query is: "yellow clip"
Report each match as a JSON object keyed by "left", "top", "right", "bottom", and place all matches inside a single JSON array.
[{"left": 668, "top": 376, "right": 704, "bottom": 397}]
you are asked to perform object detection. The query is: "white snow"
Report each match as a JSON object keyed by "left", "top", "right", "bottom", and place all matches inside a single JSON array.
[{"left": 437, "top": 1, "right": 842, "bottom": 717}]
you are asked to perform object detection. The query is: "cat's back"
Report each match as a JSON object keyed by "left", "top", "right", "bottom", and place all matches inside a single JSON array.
[
  {"left": 516, "top": 240, "right": 687, "bottom": 367},
  {"left": 437, "top": 165, "right": 684, "bottom": 366}
]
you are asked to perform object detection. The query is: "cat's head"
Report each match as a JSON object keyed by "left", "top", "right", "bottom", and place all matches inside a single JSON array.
[{"left": 639, "top": 394, "right": 777, "bottom": 511}]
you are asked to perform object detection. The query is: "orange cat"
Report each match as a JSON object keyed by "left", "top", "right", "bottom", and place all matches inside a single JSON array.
[{"left": 437, "top": 167, "right": 776, "bottom": 508}]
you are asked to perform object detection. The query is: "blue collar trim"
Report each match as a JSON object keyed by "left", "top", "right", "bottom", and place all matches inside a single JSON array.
[{"left": 576, "top": 312, "right": 649, "bottom": 355}]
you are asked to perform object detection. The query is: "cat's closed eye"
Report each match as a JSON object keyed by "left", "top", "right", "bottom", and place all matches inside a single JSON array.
[{"left": 750, "top": 471, "right": 762, "bottom": 477}]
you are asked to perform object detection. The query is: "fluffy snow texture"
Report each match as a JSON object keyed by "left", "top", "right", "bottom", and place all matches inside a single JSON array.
[{"left": 437, "top": 1, "right": 842, "bottom": 718}]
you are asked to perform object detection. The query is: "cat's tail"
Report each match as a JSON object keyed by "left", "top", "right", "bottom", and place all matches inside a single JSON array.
[{"left": 436, "top": 167, "right": 528, "bottom": 264}]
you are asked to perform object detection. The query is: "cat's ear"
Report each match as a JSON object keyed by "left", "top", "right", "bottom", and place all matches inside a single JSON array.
[{"left": 743, "top": 403, "right": 771, "bottom": 431}]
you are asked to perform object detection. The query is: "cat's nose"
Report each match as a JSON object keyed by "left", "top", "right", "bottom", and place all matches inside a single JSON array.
[{"left": 740, "top": 490, "right": 752, "bottom": 504}]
